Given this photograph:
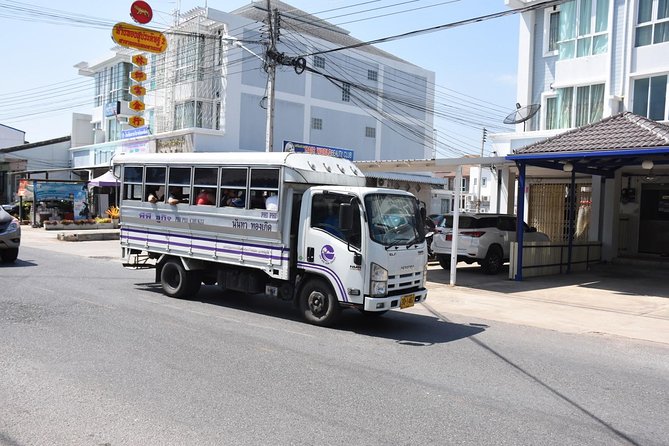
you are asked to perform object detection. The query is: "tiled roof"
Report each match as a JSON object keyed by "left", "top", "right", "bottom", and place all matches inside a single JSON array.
[{"left": 513, "top": 112, "right": 669, "bottom": 154}]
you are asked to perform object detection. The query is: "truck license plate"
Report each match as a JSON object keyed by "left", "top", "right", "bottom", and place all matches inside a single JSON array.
[{"left": 400, "top": 294, "right": 415, "bottom": 309}]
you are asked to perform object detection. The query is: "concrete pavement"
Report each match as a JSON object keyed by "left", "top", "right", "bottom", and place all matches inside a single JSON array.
[{"left": 16, "top": 225, "right": 669, "bottom": 345}]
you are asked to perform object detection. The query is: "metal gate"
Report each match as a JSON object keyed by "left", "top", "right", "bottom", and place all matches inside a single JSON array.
[{"left": 529, "top": 183, "right": 592, "bottom": 242}]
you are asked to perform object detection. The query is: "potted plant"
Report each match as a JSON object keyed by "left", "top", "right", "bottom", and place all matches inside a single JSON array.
[{"left": 105, "top": 206, "right": 120, "bottom": 228}]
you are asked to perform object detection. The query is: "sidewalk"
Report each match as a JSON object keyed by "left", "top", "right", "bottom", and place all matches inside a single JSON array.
[
  {"left": 17, "top": 225, "right": 669, "bottom": 345},
  {"left": 424, "top": 263, "right": 669, "bottom": 345}
]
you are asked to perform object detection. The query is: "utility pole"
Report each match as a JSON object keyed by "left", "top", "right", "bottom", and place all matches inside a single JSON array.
[
  {"left": 264, "top": 0, "right": 278, "bottom": 152},
  {"left": 476, "top": 127, "right": 487, "bottom": 212}
]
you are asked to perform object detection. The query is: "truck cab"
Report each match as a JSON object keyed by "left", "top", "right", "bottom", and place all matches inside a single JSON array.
[{"left": 296, "top": 187, "right": 428, "bottom": 325}]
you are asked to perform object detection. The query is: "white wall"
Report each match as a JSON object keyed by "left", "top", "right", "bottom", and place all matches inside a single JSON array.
[{"left": 0, "top": 125, "right": 25, "bottom": 148}]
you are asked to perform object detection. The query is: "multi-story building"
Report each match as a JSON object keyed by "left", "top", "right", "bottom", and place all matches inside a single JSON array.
[
  {"left": 487, "top": 0, "right": 669, "bottom": 260},
  {"left": 71, "top": 1, "right": 435, "bottom": 173}
]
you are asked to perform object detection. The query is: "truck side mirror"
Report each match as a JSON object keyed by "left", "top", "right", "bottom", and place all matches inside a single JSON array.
[{"left": 339, "top": 203, "right": 353, "bottom": 230}]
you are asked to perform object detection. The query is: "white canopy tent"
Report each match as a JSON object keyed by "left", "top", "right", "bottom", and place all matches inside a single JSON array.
[{"left": 88, "top": 170, "right": 120, "bottom": 188}]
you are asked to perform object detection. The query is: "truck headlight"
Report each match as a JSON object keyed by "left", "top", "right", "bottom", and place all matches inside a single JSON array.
[{"left": 371, "top": 262, "right": 388, "bottom": 297}]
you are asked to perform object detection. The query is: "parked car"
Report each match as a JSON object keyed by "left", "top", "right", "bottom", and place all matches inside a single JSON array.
[
  {"left": 1, "top": 203, "right": 20, "bottom": 216},
  {"left": 431, "top": 213, "right": 549, "bottom": 274},
  {"left": 0, "top": 206, "right": 21, "bottom": 263},
  {"left": 428, "top": 213, "right": 446, "bottom": 228}
]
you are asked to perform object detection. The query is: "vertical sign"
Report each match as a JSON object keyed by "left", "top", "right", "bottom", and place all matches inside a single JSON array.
[{"left": 128, "top": 54, "right": 148, "bottom": 130}]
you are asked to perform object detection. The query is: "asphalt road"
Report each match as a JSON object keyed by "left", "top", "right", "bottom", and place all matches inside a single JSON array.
[{"left": 1, "top": 245, "right": 667, "bottom": 445}]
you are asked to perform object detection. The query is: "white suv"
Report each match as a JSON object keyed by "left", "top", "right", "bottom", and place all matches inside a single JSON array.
[{"left": 431, "top": 213, "right": 549, "bottom": 274}]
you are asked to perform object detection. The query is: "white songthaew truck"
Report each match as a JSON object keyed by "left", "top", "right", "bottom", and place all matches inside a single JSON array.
[{"left": 114, "top": 152, "right": 428, "bottom": 326}]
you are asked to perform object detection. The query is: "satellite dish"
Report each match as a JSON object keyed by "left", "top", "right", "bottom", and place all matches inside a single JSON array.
[{"left": 503, "top": 103, "right": 541, "bottom": 130}]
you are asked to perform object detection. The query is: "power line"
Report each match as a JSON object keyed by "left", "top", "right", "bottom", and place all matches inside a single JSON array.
[{"left": 300, "top": 0, "right": 566, "bottom": 57}]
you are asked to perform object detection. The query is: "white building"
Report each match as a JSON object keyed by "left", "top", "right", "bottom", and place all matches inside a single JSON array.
[
  {"left": 71, "top": 1, "right": 435, "bottom": 173},
  {"left": 0, "top": 123, "right": 25, "bottom": 149},
  {"left": 489, "top": 0, "right": 669, "bottom": 260}
]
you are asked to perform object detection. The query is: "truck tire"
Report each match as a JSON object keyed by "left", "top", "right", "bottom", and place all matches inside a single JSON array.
[
  {"left": 481, "top": 246, "right": 503, "bottom": 275},
  {"left": 160, "top": 258, "right": 201, "bottom": 298},
  {"left": 299, "top": 278, "right": 341, "bottom": 327},
  {"left": 437, "top": 254, "right": 450, "bottom": 270}
]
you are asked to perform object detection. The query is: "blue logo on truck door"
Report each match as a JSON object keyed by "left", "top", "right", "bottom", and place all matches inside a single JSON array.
[{"left": 320, "top": 245, "right": 335, "bottom": 263}]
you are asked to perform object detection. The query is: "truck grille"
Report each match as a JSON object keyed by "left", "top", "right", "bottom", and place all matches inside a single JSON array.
[{"left": 387, "top": 271, "right": 422, "bottom": 294}]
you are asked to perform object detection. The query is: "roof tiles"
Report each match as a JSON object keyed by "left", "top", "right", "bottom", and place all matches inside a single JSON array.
[{"left": 514, "top": 112, "right": 669, "bottom": 154}]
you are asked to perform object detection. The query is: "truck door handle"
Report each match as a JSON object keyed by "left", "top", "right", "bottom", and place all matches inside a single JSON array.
[{"left": 307, "top": 247, "right": 314, "bottom": 262}]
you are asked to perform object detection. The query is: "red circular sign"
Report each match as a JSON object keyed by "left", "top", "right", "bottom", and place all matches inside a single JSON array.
[{"left": 130, "top": 1, "right": 153, "bottom": 24}]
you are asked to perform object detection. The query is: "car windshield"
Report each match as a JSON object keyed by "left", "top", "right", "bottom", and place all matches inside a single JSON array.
[{"left": 364, "top": 194, "right": 423, "bottom": 247}]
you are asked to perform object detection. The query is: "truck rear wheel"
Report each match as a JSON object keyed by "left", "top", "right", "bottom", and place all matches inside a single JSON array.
[
  {"left": 160, "top": 259, "right": 201, "bottom": 298},
  {"left": 299, "top": 278, "right": 340, "bottom": 327}
]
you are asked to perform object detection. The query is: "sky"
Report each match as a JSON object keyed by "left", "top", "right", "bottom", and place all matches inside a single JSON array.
[{"left": 0, "top": 0, "right": 521, "bottom": 157}]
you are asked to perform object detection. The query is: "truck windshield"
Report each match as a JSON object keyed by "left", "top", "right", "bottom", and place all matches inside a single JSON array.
[{"left": 364, "top": 194, "right": 424, "bottom": 247}]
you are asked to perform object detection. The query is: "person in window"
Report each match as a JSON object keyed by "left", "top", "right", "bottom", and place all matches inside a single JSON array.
[
  {"left": 196, "top": 189, "right": 215, "bottom": 205},
  {"left": 221, "top": 189, "right": 237, "bottom": 206},
  {"left": 167, "top": 187, "right": 183, "bottom": 205},
  {"left": 315, "top": 202, "right": 344, "bottom": 239},
  {"left": 147, "top": 186, "right": 164, "bottom": 204},
  {"left": 265, "top": 192, "right": 278, "bottom": 211}
]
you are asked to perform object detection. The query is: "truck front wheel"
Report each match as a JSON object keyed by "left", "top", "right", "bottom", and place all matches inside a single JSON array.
[
  {"left": 299, "top": 278, "right": 341, "bottom": 327},
  {"left": 160, "top": 259, "right": 201, "bottom": 298}
]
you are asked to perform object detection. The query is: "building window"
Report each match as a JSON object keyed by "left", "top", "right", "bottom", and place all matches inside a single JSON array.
[
  {"left": 633, "top": 75, "right": 668, "bottom": 120},
  {"left": 311, "top": 117, "right": 323, "bottom": 130},
  {"left": 173, "top": 100, "right": 218, "bottom": 130},
  {"left": 175, "top": 35, "right": 205, "bottom": 83},
  {"left": 544, "top": 7, "right": 561, "bottom": 54},
  {"left": 460, "top": 177, "right": 469, "bottom": 193},
  {"left": 481, "top": 178, "right": 487, "bottom": 187},
  {"left": 546, "top": 96, "right": 558, "bottom": 129},
  {"left": 636, "top": 0, "right": 669, "bottom": 47},
  {"left": 342, "top": 83, "right": 351, "bottom": 102},
  {"left": 545, "top": 83, "right": 604, "bottom": 129},
  {"left": 365, "top": 126, "right": 376, "bottom": 138},
  {"left": 558, "top": 0, "right": 610, "bottom": 59},
  {"left": 367, "top": 69, "right": 378, "bottom": 81},
  {"left": 314, "top": 55, "right": 325, "bottom": 69}
]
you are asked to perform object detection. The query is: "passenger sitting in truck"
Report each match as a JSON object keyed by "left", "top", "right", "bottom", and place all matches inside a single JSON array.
[
  {"left": 167, "top": 187, "right": 184, "bottom": 205},
  {"left": 147, "top": 186, "right": 164, "bottom": 203},
  {"left": 196, "top": 189, "right": 215, "bottom": 205},
  {"left": 265, "top": 192, "right": 278, "bottom": 211}
]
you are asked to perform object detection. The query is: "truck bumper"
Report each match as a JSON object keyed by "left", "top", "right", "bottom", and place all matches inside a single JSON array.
[{"left": 363, "top": 288, "right": 428, "bottom": 312}]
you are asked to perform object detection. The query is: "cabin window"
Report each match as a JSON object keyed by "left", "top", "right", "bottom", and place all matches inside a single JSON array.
[
  {"left": 122, "top": 166, "right": 143, "bottom": 201},
  {"left": 193, "top": 167, "right": 218, "bottom": 206},
  {"left": 145, "top": 166, "right": 166, "bottom": 202},
  {"left": 167, "top": 167, "right": 191, "bottom": 204},
  {"left": 250, "top": 168, "right": 280, "bottom": 210},
  {"left": 220, "top": 167, "right": 247, "bottom": 208}
]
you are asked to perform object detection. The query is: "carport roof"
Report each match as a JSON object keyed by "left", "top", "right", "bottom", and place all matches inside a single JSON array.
[{"left": 507, "top": 112, "right": 669, "bottom": 177}]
